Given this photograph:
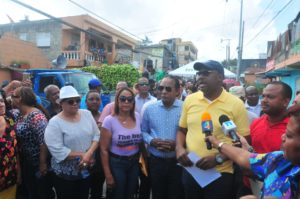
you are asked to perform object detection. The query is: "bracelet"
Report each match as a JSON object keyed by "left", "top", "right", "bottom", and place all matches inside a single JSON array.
[{"left": 217, "top": 142, "right": 225, "bottom": 152}]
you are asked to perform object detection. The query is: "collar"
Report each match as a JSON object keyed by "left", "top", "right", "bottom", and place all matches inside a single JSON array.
[
  {"left": 198, "top": 88, "right": 227, "bottom": 103},
  {"left": 245, "top": 100, "right": 261, "bottom": 108},
  {"left": 137, "top": 93, "right": 151, "bottom": 100},
  {"left": 265, "top": 114, "right": 289, "bottom": 126},
  {"left": 158, "top": 99, "right": 181, "bottom": 107}
]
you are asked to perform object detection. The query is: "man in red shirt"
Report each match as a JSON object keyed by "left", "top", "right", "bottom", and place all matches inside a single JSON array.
[{"left": 251, "top": 81, "right": 292, "bottom": 153}]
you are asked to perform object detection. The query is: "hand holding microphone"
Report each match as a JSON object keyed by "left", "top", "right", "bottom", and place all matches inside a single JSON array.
[
  {"left": 201, "top": 112, "right": 213, "bottom": 150},
  {"left": 219, "top": 115, "right": 241, "bottom": 147}
]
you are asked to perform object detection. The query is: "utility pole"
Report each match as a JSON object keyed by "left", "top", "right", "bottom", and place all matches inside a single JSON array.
[
  {"left": 236, "top": 0, "right": 244, "bottom": 81},
  {"left": 221, "top": 38, "right": 231, "bottom": 68}
]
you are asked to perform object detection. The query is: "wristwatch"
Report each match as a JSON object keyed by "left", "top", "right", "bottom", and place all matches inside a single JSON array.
[{"left": 215, "top": 154, "right": 225, "bottom": 165}]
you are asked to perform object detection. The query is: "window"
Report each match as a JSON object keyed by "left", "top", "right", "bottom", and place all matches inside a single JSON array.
[
  {"left": 36, "top": 32, "right": 51, "bottom": 47},
  {"left": 185, "top": 46, "right": 189, "bottom": 51},
  {"left": 38, "top": 76, "right": 60, "bottom": 93},
  {"left": 19, "top": 33, "right": 27, "bottom": 41}
]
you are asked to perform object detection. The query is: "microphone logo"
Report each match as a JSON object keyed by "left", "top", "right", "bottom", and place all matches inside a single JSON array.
[{"left": 202, "top": 120, "right": 213, "bottom": 132}]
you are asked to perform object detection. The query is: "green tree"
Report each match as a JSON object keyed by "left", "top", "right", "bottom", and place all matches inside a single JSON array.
[{"left": 81, "top": 64, "right": 139, "bottom": 91}]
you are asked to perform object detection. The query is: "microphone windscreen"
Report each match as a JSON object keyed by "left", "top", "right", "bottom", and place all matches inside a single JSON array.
[
  {"left": 219, "top": 115, "right": 230, "bottom": 125},
  {"left": 201, "top": 112, "right": 211, "bottom": 121}
]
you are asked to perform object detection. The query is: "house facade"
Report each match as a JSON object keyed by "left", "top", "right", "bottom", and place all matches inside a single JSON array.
[
  {"left": 0, "top": 15, "right": 138, "bottom": 68},
  {"left": 160, "top": 38, "right": 198, "bottom": 68},
  {"left": 264, "top": 11, "right": 300, "bottom": 100}
]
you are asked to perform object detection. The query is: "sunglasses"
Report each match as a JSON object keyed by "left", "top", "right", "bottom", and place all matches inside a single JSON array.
[
  {"left": 119, "top": 96, "right": 134, "bottom": 103},
  {"left": 138, "top": 83, "right": 149, "bottom": 87},
  {"left": 196, "top": 70, "right": 214, "bottom": 76},
  {"left": 158, "top": 86, "right": 172, "bottom": 92},
  {"left": 65, "top": 98, "right": 81, "bottom": 105}
]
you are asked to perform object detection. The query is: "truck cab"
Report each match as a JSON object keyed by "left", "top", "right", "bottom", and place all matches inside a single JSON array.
[
  {"left": 27, "top": 69, "right": 97, "bottom": 97},
  {"left": 22, "top": 69, "right": 110, "bottom": 107}
]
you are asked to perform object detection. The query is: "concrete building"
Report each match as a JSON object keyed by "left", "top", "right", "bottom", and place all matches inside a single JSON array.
[
  {"left": 0, "top": 33, "right": 51, "bottom": 69},
  {"left": 0, "top": 15, "right": 138, "bottom": 68},
  {"left": 264, "top": 11, "right": 300, "bottom": 101},
  {"left": 133, "top": 44, "right": 173, "bottom": 71},
  {"left": 160, "top": 38, "right": 198, "bottom": 67}
]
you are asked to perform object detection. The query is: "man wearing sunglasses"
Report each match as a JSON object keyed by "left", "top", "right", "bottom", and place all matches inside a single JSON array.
[
  {"left": 135, "top": 77, "right": 156, "bottom": 114},
  {"left": 142, "top": 76, "right": 184, "bottom": 199},
  {"left": 176, "top": 60, "right": 250, "bottom": 199}
]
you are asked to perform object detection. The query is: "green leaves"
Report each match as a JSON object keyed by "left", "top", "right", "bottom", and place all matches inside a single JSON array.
[{"left": 81, "top": 64, "right": 139, "bottom": 91}]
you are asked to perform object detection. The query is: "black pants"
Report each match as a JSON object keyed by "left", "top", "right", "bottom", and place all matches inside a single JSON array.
[
  {"left": 20, "top": 159, "right": 55, "bottom": 199},
  {"left": 182, "top": 169, "right": 234, "bottom": 199},
  {"left": 90, "top": 149, "right": 105, "bottom": 199},
  {"left": 149, "top": 155, "right": 184, "bottom": 199},
  {"left": 52, "top": 174, "right": 90, "bottom": 199}
]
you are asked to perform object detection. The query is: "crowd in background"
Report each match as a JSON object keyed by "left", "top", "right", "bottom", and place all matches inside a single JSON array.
[{"left": 1, "top": 60, "right": 300, "bottom": 199}]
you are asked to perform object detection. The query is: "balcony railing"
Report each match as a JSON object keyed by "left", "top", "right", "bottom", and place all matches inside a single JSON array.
[{"left": 63, "top": 51, "right": 99, "bottom": 62}]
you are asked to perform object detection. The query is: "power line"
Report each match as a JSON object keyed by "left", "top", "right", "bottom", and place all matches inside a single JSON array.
[
  {"left": 251, "top": 0, "right": 274, "bottom": 28},
  {"left": 68, "top": 0, "right": 143, "bottom": 41},
  {"left": 245, "top": 0, "right": 294, "bottom": 46},
  {"left": 9, "top": 0, "right": 115, "bottom": 44}
]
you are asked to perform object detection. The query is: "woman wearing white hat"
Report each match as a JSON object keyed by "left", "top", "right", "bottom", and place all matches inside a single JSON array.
[{"left": 44, "top": 85, "right": 100, "bottom": 199}]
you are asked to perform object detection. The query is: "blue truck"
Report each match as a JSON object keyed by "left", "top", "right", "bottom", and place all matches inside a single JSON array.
[{"left": 18, "top": 68, "right": 110, "bottom": 107}]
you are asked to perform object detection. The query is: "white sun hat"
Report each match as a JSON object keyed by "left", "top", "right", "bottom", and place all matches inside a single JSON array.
[{"left": 56, "top": 85, "right": 80, "bottom": 103}]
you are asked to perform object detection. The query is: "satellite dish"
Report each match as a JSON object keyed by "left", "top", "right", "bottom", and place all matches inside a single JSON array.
[{"left": 52, "top": 54, "right": 67, "bottom": 69}]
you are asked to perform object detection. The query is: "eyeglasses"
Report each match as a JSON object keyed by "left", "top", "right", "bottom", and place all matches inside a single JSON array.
[
  {"left": 65, "top": 98, "right": 81, "bottom": 105},
  {"left": 138, "top": 83, "right": 149, "bottom": 87},
  {"left": 196, "top": 70, "right": 214, "bottom": 76},
  {"left": 158, "top": 86, "right": 172, "bottom": 92},
  {"left": 119, "top": 96, "right": 134, "bottom": 103},
  {"left": 11, "top": 95, "right": 20, "bottom": 99}
]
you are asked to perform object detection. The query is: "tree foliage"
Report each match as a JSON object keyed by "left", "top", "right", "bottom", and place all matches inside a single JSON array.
[{"left": 81, "top": 64, "right": 140, "bottom": 91}]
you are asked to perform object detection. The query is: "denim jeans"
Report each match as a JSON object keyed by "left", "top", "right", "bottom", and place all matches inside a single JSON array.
[
  {"left": 109, "top": 156, "right": 140, "bottom": 199},
  {"left": 149, "top": 155, "right": 184, "bottom": 199},
  {"left": 182, "top": 169, "right": 234, "bottom": 199}
]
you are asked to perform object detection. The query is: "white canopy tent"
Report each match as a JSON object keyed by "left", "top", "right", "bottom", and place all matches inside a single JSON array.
[{"left": 169, "top": 60, "right": 236, "bottom": 79}]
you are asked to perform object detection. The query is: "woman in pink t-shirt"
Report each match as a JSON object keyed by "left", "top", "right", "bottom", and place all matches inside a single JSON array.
[{"left": 100, "top": 87, "right": 142, "bottom": 199}]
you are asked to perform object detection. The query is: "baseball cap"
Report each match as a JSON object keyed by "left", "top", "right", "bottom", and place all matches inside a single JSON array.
[
  {"left": 193, "top": 60, "right": 224, "bottom": 76},
  {"left": 88, "top": 79, "right": 102, "bottom": 88}
]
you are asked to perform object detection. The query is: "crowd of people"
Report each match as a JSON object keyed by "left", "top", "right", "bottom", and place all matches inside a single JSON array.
[{"left": 1, "top": 60, "right": 300, "bottom": 199}]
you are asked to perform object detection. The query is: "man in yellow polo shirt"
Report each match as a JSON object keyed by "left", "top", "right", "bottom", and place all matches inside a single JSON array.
[{"left": 176, "top": 60, "right": 249, "bottom": 199}]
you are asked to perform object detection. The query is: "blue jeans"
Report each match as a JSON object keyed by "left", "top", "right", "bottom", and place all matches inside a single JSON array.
[
  {"left": 109, "top": 156, "right": 140, "bottom": 199},
  {"left": 149, "top": 155, "right": 184, "bottom": 199}
]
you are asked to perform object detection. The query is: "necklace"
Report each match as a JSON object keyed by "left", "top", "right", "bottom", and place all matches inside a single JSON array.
[{"left": 118, "top": 116, "right": 128, "bottom": 124}]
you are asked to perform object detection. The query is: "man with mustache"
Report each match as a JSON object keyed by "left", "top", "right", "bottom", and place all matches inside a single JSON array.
[
  {"left": 176, "top": 60, "right": 250, "bottom": 199},
  {"left": 250, "top": 81, "right": 292, "bottom": 153}
]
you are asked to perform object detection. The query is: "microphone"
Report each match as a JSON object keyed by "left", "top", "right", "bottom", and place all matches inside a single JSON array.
[
  {"left": 201, "top": 112, "right": 213, "bottom": 150},
  {"left": 219, "top": 115, "right": 240, "bottom": 144}
]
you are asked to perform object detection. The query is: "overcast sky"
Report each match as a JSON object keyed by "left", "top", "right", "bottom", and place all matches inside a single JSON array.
[{"left": 1, "top": 0, "right": 300, "bottom": 61}]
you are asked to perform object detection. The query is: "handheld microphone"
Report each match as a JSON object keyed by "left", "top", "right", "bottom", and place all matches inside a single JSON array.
[
  {"left": 219, "top": 115, "right": 240, "bottom": 144},
  {"left": 201, "top": 112, "right": 213, "bottom": 150}
]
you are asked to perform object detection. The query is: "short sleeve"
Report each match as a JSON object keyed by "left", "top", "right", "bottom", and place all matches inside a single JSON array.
[
  {"left": 30, "top": 112, "right": 48, "bottom": 145},
  {"left": 249, "top": 153, "right": 269, "bottom": 180},
  {"left": 179, "top": 100, "right": 188, "bottom": 128},
  {"left": 232, "top": 100, "right": 250, "bottom": 136},
  {"left": 102, "top": 115, "right": 113, "bottom": 132}
]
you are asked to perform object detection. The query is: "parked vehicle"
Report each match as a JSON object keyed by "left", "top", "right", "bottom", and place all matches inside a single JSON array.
[{"left": 13, "top": 68, "right": 110, "bottom": 106}]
